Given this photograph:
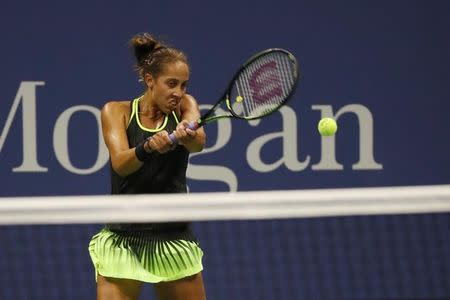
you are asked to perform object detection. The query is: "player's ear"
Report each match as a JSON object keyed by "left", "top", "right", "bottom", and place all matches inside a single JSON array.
[{"left": 144, "top": 73, "right": 154, "bottom": 89}]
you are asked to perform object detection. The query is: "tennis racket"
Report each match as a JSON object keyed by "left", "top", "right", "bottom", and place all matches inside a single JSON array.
[{"left": 169, "top": 48, "right": 299, "bottom": 144}]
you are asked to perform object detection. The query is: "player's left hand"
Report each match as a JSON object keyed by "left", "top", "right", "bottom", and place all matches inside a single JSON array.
[{"left": 173, "top": 120, "right": 197, "bottom": 145}]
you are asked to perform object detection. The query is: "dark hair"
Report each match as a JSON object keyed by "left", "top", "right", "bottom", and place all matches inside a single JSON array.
[{"left": 130, "top": 33, "right": 188, "bottom": 81}]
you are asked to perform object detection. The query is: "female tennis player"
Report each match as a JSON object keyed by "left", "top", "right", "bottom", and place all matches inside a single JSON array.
[{"left": 88, "top": 32, "right": 207, "bottom": 300}]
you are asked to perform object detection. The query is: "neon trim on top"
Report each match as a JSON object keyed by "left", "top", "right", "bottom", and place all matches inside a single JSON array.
[{"left": 127, "top": 97, "right": 180, "bottom": 131}]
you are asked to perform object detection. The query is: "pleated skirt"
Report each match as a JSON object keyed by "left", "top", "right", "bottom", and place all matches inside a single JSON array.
[{"left": 88, "top": 227, "right": 204, "bottom": 283}]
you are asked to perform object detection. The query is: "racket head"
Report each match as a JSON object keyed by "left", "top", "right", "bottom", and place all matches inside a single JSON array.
[{"left": 225, "top": 48, "right": 299, "bottom": 120}]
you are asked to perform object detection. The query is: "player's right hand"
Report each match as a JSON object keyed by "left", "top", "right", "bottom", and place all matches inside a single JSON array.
[{"left": 145, "top": 131, "right": 174, "bottom": 154}]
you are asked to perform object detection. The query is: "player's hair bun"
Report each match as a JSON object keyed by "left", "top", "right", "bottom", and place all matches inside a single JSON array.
[
  {"left": 130, "top": 33, "right": 164, "bottom": 65},
  {"left": 129, "top": 32, "right": 187, "bottom": 83}
]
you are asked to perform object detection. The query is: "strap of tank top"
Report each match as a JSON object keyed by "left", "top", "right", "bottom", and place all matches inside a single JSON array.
[{"left": 127, "top": 98, "right": 138, "bottom": 128}]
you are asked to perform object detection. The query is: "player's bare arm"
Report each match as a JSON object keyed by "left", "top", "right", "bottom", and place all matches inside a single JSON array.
[
  {"left": 101, "top": 101, "right": 145, "bottom": 177},
  {"left": 174, "top": 94, "right": 206, "bottom": 153}
]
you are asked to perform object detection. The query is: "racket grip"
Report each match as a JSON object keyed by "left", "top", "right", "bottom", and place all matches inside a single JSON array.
[
  {"left": 187, "top": 121, "right": 199, "bottom": 130},
  {"left": 168, "top": 121, "right": 199, "bottom": 145},
  {"left": 168, "top": 132, "right": 178, "bottom": 144}
]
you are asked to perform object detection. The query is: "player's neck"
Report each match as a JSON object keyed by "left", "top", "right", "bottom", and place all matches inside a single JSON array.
[{"left": 139, "top": 94, "right": 164, "bottom": 120}]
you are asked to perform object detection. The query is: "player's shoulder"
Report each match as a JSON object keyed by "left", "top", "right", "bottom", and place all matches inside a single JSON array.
[
  {"left": 180, "top": 94, "right": 199, "bottom": 108},
  {"left": 102, "top": 100, "right": 132, "bottom": 115},
  {"left": 182, "top": 93, "right": 197, "bottom": 103},
  {"left": 101, "top": 100, "right": 134, "bottom": 126}
]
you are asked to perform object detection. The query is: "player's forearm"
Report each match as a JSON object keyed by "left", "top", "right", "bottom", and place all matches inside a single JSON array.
[
  {"left": 182, "top": 133, "right": 205, "bottom": 153},
  {"left": 111, "top": 148, "right": 144, "bottom": 177}
]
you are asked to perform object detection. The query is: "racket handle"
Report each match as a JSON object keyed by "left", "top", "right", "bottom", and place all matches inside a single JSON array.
[
  {"left": 187, "top": 121, "right": 199, "bottom": 130},
  {"left": 168, "top": 121, "right": 199, "bottom": 145},
  {"left": 168, "top": 132, "right": 178, "bottom": 144}
]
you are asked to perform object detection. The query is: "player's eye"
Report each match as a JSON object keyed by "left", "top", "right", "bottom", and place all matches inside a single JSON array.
[{"left": 167, "top": 80, "right": 177, "bottom": 88}]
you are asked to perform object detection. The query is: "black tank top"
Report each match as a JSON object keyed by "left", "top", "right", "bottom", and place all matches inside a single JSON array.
[
  {"left": 110, "top": 98, "right": 189, "bottom": 195},
  {"left": 107, "top": 98, "right": 191, "bottom": 232}
]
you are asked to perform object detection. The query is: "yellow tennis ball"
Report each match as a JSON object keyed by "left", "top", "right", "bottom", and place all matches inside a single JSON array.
[
  {"left": 318, "top": 118, "right": 337, "bottom": 136},
  {"left": 236, "top": 95, "right": 243, "bottom": 102}
]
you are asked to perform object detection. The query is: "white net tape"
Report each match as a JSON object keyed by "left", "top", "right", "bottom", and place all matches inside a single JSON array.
[{"left": 1, "top": 184, "right": 450, "bottom": 225}]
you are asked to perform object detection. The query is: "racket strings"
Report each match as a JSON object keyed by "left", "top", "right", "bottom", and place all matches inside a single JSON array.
[{"left": 231, "top": 51, "right": 297, "bottom": 118}]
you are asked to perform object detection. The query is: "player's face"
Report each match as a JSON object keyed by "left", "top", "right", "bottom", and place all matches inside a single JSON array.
[{"left": 150, "top": 61, "right": 189, "bottom": 114}]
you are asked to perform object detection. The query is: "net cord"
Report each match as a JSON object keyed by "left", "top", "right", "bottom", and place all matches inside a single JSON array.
[{"left": 1, "top": 184, "right": 449, "bottom": 225}]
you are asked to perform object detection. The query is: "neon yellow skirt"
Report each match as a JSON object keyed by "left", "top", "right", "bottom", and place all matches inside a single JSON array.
[{"left": 88, "top": 227, "right": 203, "bottom": 283}]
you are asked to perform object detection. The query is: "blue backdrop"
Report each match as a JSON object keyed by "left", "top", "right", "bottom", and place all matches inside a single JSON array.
[{"left": 1, "top": 1, "right": 449, "bottom": 299}]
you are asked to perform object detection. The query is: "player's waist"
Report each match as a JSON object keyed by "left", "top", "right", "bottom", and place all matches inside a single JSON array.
[{"left": 106, "top": 222, "right": 190, "bottom": 232}]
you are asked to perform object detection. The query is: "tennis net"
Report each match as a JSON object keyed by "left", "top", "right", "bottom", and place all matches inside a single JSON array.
[{"left": 1, "top": 184, "right": 449, "bottom": 299}]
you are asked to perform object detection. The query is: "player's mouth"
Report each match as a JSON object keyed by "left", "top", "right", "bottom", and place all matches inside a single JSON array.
[{"left": 167, "top": 97, "right": 180, "bottom": 110}]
